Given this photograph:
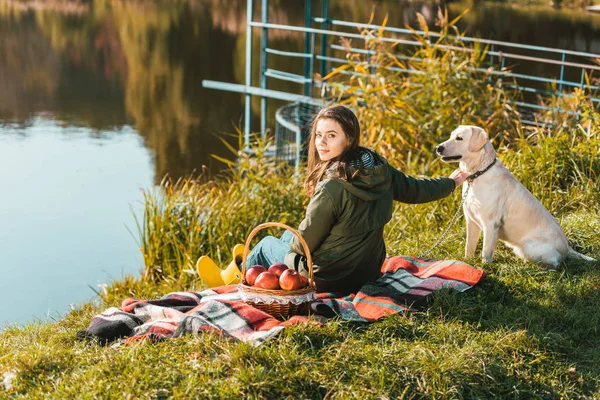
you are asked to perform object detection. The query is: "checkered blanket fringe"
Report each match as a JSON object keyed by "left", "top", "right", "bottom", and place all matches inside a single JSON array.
[{"left": 77, "top": 256, "right": 485, "bottom": 346}]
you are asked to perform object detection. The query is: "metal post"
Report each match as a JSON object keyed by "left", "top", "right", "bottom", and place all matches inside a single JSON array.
[
  {"left": 295, "top": 105, "right": 301, "bottom": 174},
  {"left": 320, "top": 0, "right": 329, "bottom": 78},
  {"left": 244, "top": 0, "right": 254, "bottom": 151},
  {"left": 304, "top": 0, "right": 313, "bottom": 97},
  {"left": 260, "top": 0, "right": 268, "bottom": 138},
  {"left": 489, "top": 44, "right": 496, "bottom": 86},
  {"left": 558, "top": 52, "right": 566, "bottom": 94},
  {"left": 309, "top": 32, "right": 316, "bottom": 96}
]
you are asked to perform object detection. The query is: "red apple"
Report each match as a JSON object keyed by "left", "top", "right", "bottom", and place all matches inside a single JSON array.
[
  {"left": 268, "top": 262, "right": 288, "bottom": 277},
  {"left": 299, "top": 275, "right": 309, "bottom": 287},
  {"left": 254, "top": 271, "right": 280, "bottom": 290},
  {"left": 245, "top": 265, "right": 267, "bottom": 286},
  {"left": 279, "top": 269, "right": 304, "bottom": 291}
]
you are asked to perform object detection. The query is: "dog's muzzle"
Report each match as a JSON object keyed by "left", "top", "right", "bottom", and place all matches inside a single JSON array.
[{"left": 436, "top": 145, "right": 462, "bottom": 161}]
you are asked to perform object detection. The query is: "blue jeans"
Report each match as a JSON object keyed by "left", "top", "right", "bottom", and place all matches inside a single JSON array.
[{"left": 245, "top": 230, "right": 294, "bottom": 268}]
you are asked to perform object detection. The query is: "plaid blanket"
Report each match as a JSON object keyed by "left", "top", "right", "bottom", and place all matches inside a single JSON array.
[{"left": 77, "top": 256, "right": 485, "bottom": 346}]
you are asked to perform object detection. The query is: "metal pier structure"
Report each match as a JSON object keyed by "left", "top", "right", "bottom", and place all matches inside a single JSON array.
[{"left": 202, "top": 0, "right": 600, "bottom": 170}]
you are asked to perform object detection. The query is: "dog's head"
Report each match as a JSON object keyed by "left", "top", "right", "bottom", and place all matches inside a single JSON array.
[{"left": 436, "top": 125, "right": 489, "bottom": 163}]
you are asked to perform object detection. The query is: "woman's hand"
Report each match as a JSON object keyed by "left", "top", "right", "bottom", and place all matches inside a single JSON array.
[{"left": 449, "top": 169, "right": 469, "bottom": 189}]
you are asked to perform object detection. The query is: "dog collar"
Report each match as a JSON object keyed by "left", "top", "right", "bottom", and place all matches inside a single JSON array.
[{"left": 467, "top": 158, "right": 497, "bottom": 183}]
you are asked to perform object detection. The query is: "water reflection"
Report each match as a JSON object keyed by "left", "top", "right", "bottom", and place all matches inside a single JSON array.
[
  {"left": 452, "top": 2, "right": 600, "bottom": 53},
  {"left": 1, "top": 0, "right": 247, "bottom": 182},
  {"left": 0, "top": 118, "right": 153, "bottom": 327}
]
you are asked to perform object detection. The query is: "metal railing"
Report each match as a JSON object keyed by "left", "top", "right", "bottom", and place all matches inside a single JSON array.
[
  {"left": 203, "top": 0, "right": 600, "bottom": 166},
  {"left": 275, "top": 102, "right": 322, "bottom": 170}
]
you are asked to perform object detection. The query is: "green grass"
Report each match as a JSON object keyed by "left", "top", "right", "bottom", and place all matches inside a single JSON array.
[
  {"left": 1, "top": 181, "right": 598, "bottom": 398},
  {"left": 2, "top": 15, "right": 600, "bottom": 399},
  {"left": 1, "top": 223, "right": 599, "bottom": 398}
]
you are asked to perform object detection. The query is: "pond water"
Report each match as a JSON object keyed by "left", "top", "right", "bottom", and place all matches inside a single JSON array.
[{"left": 1, "top": 0, "right": 599, "bottom": 328}]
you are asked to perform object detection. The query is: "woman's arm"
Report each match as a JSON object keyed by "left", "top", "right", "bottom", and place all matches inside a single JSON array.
[
  {"left": 389, "top": 165, "right": 456, "bottom": 204},
  {"left": 289, "top": 186, "right": 337, "bottom": 255}
]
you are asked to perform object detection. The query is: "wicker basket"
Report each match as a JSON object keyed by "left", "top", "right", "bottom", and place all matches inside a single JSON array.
[{"left": 238, "top": 222, "right": 316, "bottom": 319}]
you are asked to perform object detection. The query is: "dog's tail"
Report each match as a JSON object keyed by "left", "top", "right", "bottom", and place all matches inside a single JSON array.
[{"left": 567, "top": 247, "right": 597, "bottom": 262}]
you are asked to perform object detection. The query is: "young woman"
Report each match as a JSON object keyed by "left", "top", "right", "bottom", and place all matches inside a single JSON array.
[{"left": 246, "top": 105, "right": 468, "bottom": 294}]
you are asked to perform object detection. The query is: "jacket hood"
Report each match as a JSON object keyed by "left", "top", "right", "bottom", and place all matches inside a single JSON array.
[{"left": 327, "top": 149, "right": 391, "bottom": 201}]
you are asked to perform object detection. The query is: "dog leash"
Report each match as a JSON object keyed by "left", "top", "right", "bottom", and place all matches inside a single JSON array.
[
  {"left": 417, "top": 184, "right": 470, "bottom": 259},
  {"left": 417, "top": 158, "right": 498, "bottom": 259}
]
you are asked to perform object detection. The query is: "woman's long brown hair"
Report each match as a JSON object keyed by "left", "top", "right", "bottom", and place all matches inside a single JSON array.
[{"left": 304, "top": 105, "right": 362, "bottom": 197}]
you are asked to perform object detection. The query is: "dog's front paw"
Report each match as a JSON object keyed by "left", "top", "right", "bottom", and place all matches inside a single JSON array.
[{"left": 482, "top": 255, "right": 494, "bottom": 265}]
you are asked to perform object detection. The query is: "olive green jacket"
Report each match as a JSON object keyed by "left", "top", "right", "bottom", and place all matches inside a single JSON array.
[{"left": 284, "top": 150, "right": 455, "bottom": 294}]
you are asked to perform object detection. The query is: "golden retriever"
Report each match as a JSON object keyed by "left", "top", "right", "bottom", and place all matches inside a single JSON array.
[{"left": 436, "top": 125, "right": 595, "bottom": 268}]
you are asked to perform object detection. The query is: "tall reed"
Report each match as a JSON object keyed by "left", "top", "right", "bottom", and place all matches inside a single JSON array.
[
  {"left": 136, "top": 134, "right": 305, "bottom": 285},
  {"left": 322, "top": 8, "right": 521, "bottom": 172},
  {"left": 321, "top": 9, "right": 599, "bottom": 226}
]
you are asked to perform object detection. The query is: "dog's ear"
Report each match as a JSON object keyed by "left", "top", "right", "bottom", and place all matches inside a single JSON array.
[{"left": 468, "top": 127, "right": 488, "bottom": 152}]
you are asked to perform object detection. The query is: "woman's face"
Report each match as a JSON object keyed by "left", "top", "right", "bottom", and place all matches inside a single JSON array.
[{"left": 314, "top": 118, "right": 349, "bottom": 161}]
